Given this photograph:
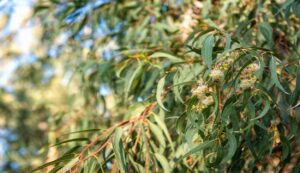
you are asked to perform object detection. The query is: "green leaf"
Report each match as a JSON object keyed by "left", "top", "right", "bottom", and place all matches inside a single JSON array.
[
  {"left": 156, "top": 76, "right": 169, "bottom": 111},
  {"left": 221, "top": 130, "right": 237, "bottom": 163},
  {"left": 112, "top": 128, "right": 127, "bottom": 173},
  {"left": 245, "top": 130, "right": 258, "bottom": 160},
  {"left": 294, "top": 2, "right": 300, "bottom": 18},
  {"left": 116, "top": 59, "right": 130, "bottom": 78},
  {"left": 57, "top": 157, "right": 79, "bottom": 173},
  {"left": 201, "top": 34, "right": 215, "bottom": 69},
  {"left": 148, "top": 120, "right": 166, "bottom": 149},
  {"left": 31, "top": 154, "right": 76, "bottom": 172},
  {"left": 173, "top": 85, "right": 184, "bottom": 103},
  {"left": 251, "top": 99, "right": 271, "bottom": 121},
  {"left": 290, "top": 68, "right": 300, "bottom": 105},
  {"left": 277, "top": 124, "right": 291, "bottom": 160},
  {"left": 270, "top": 56, "right": 289, "bottom": 94},
  {"left": 34, "top": 5, "right": 50, "bottom": 14},
  {"left": 175, "top": 113, "right": 187, "bottom": 133},
  {"left": 125, "top": 63, "right": 143, "bottom": 100},
  {"left": 153, "top": 113, "right": 174, "bottom": 151},
  {"left": 259, "top": 22, "right": 274, "bottom": 48},
  {"left": 150, "top": 52, "right": 183, "bottom": 63},
  {"left": 275, "top": 0, "right": 295, "bottom": 15},
  {"left": 224, "top": 33, "right": 231, "bottom": 52},
  {"left": 63, "top": 129, "right": 102, "bottom": 136},
  {"left": 177, "top": 140, "right": 215, "bottom": 162},
  {"left": 185, "top": 28, "right": 215, "bottom": 48},
  {"left": 129, "top": 156, "right": 145, "bottom": 172},
  {"left": 221, "top": 104, "right": 233, "bottom": 124},
  {"left": 155, "top": 153, "right": 171, "bottom": 173},
  {"left": 173, "top": 71, "right": 185, "bottom": 103},
  {"left": 50, "top": 138, "right": 89, "bottom": 147},
  {"left": 205, "top": 19, "right": 222, "bottom": 31}
]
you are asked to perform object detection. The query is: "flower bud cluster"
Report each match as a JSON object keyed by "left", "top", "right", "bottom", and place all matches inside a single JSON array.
[
  {"left": 239, "top": 63, "right": 259, "bottom": 89},
  {"left": 191, "top": 80, "right": 214, "bottom": 111},
  {"left": 210, "top": 55, "right": 235, "bottom": 81}
]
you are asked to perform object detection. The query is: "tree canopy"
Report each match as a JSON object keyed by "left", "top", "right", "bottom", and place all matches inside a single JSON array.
[{"left": 0, "top": 0, "right": 300, "bottom": 172}]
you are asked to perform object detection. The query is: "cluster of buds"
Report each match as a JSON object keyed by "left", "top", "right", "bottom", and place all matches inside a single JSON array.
[
  {"left": 210, "top": 69, "right": 224, "bottom": 81},
  {"left": 239, "top": 63, "right": 260, "bottom": 89},
  {"left": 191, "top": 80, "right": 214, "bottom": 111},
  {"left": 210, "top": 55, "right": 235, "bottom": 81}
]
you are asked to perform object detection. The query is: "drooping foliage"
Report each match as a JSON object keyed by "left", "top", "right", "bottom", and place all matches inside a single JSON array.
[{"left": 0, "top": 0, "right": 300, "bottom": 172}]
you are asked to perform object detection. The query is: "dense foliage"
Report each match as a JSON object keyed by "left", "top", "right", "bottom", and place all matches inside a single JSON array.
[{"left": 0, "top": 0, "right": 300, "bottom": 172}]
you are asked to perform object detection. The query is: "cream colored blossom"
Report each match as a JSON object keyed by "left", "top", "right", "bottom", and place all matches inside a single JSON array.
[
  {"left": 210, "top": 69, "right": 224, "bottom": 80},
  {"left": 191, "top": 95, "right": 214, "bottom": 111},
  {"left": 191, "top": 83, "right": 208, "bottom": 99},
  {"left": 239, "top": 62, "right": 259, "bottom": 90},
  {"left": 201, "top": 96, "right": 214, "bottom": 106},
  {"left": 244, "top": 63, "right": 259, "bottom": 73},
  {"left": 240, "top": 77, "right": 257, "bottom": 89}
]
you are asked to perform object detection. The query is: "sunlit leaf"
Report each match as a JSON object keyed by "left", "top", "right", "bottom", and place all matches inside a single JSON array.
[
  {"left": 155, "top": 153, "right": 171, "bottom": 173},
  {"left": 150, "top": 52, "right": 183, "bottom": 63},
  {"left": 112, "top": 128, "right": 127, "bottom": 173},
  {"left": 57, "top": 157, "right": 79, "bottom": 173}
]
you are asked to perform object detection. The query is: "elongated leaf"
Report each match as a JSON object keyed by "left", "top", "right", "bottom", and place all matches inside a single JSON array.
[
  {"left": 175, "top": 113, "right": 187, "bottom": 133},
  {"left": 129, "top": 156, "right": 145, "bottom": 172},
  {"left": 57, "top": 157, "right": 79, "bottom": 173},
  {"left": 116, "top": 59, "right": 130, "bottom": 78},
  {"left": 153, "top": 114, "right": 174, "bottom": 151},
  {"left": 205, "top": 19, "right": 222, "bottom": 31},
  {"left": 63, "top": 129, "right": 102, "bottom": 136},
  {"left": 278, "top": 124, "right": 291, "bottom": 160},
  {"left": 31, "top": 154, "right": 76, "bottom": 172},
  {"left": 125, "top": 63, "right": 143, "bottom": 100},
  {"left": 155, "top": 153, "right": 171, "bottom": 173},
  {"left": 259, "top": 22, "right": 274, "bottom": 48},
  {"left": 294, "top": 2, "right": 300, "bottom": 18},
  {"left": 148, "top": 121, "right": 166, "bottom": 149},
  {"left": 173, "top": 72, "right": 184, "bottom": 103},
  {"left": 275, "top": 0, "right": 295, "bottom": 15},
  {"left": 201, "top": 34, "right": 215, "bottom": 69},
  {"left": 221, "top": 131, "right": 237, "bottom": 163},
  {"left": 290, "top": 68, "right": 300, "bottom": 105},
  {"left": 221, "top": 104, "right": 233, "bottom": 124},
  {"left": 173, "top": 85, "right": 184, "bottom": 103},
  {"left": 177, "top": 140, "right": 215, "bottom": 162},
  {"left": 245, "top": 130, "right": 258, "bottom": 160},
  {"left": 150, "top": 52, "right": 183, "bottom": 63},
  {"left": 225, "top": 33, "right": 231, "bottom": 52},
  {"left": 156, "top": 76, "right": 169, "bottom": 111},
  {"left": 251, "top": 99, "right": 271, "bottom": 121},
  {"left": 50, "top": 138, "right": 89, "bottom": 147},
  {"left": 270, "top": 57, "right": 289, "bottom": 94},
  {"left": 112, "top": 128, "right": 127, "bottom": 173}
]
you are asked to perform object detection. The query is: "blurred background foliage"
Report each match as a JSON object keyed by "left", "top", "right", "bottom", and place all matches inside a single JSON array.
[{"left": 0, "top": 0, "right": 299, "bottom": 172}]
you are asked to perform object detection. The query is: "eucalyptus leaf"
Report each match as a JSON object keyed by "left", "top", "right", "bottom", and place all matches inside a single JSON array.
[
  {"left": 112, "top": 128, "right": 127, "bottom": 173},
  {"left": 201, "top": 34, "right": 215, "bottom": 69},
  {"left": 270, "top": 56, "right": 289, "bottom": 94},
  {"left": 156, "top": 76, "right": 169, "bottom": 111}
]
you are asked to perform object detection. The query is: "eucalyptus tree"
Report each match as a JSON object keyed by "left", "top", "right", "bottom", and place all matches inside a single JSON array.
[{"left": 1, "top": 0, "right": 300, "bottom": 172}]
